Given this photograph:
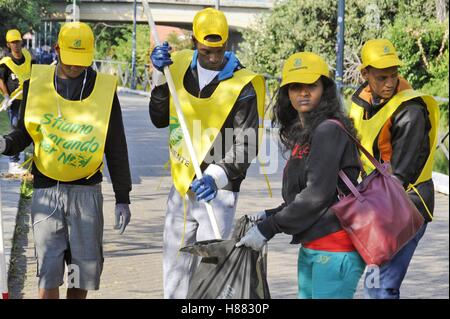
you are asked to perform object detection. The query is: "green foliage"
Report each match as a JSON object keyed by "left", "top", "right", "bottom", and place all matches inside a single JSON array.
[
  {"left": 113, "top": 25, "right": 151, "bottom": 69},
  {"left": 20, "top": 177, "right": 33, "bottom": 199},
  {"left": 238, "top": 0, "right": 440, "bottom": 85},
  {"left": 93, "top": 24, "right": 192, "bottom": 64},
  {"left": 93, "top": 24, "right": 193, "bottom": 89},
  {"left": 433, "top": 136, "right": 449, "bottom": 175},
  {"left": 93, "top": 24, "right": 151, "bottom": 68},
  {"left": 385, "top": 17, "right": 449, "bottom": 90},
  {"left": 239, "top": 0, "right": 336, "bottom": 78},
  {"left": 385, "top": 14, "right": 449, "bottom": 175},
  {"left": 239, "top": 0, "right": 448, "bottom": 173},
  {"left": 0, "top": 0, "right": 53, "bottom": 47}
]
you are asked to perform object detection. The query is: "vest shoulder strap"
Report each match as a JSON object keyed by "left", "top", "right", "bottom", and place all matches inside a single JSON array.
[
  {"left": 0, "top": 49, "right": 31, "bottom": 68},
  {"left": 30, "top": 64, "right": 53, "bottom": 82},
  {"left": 0, "top": 56, "right": 11, "bottom": 66},
  {"left": 172, "top": 49, "right": 194, "bottom": 65},
  {"left": 96, "top": 71, "right": 117, "bottom": 88}
]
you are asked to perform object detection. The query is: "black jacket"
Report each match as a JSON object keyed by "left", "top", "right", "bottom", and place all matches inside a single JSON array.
[
  {"left": 2, "top": 67, "right": 132, "bottom": 204},
  {"left": 258, "top": 120, "right": 361, "bottom": 244},
  {"left": 149, "top": 51, "right": 259, "bottom": 192},
  {"left": 0, "top": 53, "right": 34, "bottom": 95},
  {"left": 352, "top": 82, "right": 434, "bottom": 221}
]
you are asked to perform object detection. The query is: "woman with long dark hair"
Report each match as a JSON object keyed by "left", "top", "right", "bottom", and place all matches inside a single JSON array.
[{"left": 236, "top": 52, "right": 366, "bottom": 299}]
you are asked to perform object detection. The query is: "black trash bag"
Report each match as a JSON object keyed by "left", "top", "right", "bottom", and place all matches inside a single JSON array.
[{"left": 180, "top": 215, "right": 271, "bottom": 299}]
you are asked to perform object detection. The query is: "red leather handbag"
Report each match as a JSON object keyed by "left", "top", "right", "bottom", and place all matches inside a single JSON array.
[{"left": 328, "top": 119, "right": 425, "bottom": 266}]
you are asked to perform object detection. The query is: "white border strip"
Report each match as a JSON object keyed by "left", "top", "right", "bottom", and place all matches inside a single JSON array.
[{"left": 432, "top": 172, "right": 449, "bottom": 195}]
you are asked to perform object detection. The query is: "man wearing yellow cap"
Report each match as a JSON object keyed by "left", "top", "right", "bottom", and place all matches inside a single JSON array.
[
  {"left": 0, "top": 29, "right": 33, "bottom": 174},
  {"left": 0, "top": 22, "right": 132, "bottom": 299},
  {"left": 149, "top": 8, "right": 265, "bottom": 298},
  {"left": 350, "top": 39, "right": 439, "bottom": 299}
]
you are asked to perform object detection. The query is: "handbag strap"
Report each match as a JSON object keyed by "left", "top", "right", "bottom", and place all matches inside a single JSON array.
[
  {"left": 327, "top": 119, "right": 388, "bottom": 176},
  {"left": 327, "top": 118, "right": 383, "bottom": 202},
  {"left": 338, "top": 170, "right": 365, "bottom": 202}
]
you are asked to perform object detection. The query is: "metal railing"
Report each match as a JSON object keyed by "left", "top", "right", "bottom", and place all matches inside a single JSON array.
[{"left": 92, "top": 59, "right": 153, "bottom": 91}]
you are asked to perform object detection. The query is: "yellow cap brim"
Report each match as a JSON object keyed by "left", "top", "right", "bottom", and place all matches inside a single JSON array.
[
  {"left": 60, "top": 48, "right": 93, "bottom": 67},
  {"left": 359, "top": 56, "right": 403, "bottom": 70},
  {"left": 7, "top": 36, "right": 22, "bottom": 43},
  {"left": 198, "top": 39, "right": 226, "bottom": 47},
  {"left": 280, "top": 72, "right": 322, "bottom": 87}
]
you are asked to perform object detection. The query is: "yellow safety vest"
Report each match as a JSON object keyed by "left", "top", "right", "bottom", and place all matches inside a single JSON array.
[
  {"left": 168, "top": 49, "right": 266, "bottom": 196},
  {"left": 24, "top": 64, "right": 117, "bottom": 182},
  {"left": 0, "top": 48, "right": 32, "bottom": 100},
  {"left": 349, "top": 89, "right": 439, "bottom": 187}
]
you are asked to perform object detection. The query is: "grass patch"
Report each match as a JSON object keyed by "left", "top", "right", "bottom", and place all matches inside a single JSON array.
[
  {"left": 7, "top": 177, "right": 33, "bottom": 299},
  {"left": 434, "top": 114, "right": 449, "bottom": 175},
  {"left": 20, "top": 174, "right": 34, "bottom": 199},
  {"left": 0, "top": 105, "right": 10, "bottom": 135}
]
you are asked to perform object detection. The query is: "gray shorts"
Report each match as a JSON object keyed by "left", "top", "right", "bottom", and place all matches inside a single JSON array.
[{"left": 31, "top": 183, "right": 104, "bottom": 290}]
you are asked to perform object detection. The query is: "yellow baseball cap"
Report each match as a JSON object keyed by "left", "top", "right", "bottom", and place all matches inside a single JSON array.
[
  {"left": 192, "top": 8, "right": 228, "bottom": 47},
  {"left": 359, "top": 39, "right": 403, "bottom": 70},
  {"left": 281, "top": 52, "right": 330, "bottom": 87},
  {"left": 58, "top": 22, "right": 94, "bottom": 67},
  {"left": 6, "top": 29, "right": 22, "bottom": 43}
]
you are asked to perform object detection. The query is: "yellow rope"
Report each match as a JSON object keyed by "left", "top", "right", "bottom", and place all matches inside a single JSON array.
[
  {"left": 407, "top": 183, "right": 433, "bottom": 221},
  {"left": 259, "top": 159, "right": 272, "bottom": 198},
  {"left": 19, "top": 156, "right": 33, "bottom": 171}
]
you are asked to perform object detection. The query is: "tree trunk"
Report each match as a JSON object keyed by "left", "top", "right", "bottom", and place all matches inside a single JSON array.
[{"left": 435, "top": 0, "right": 448, "bottom": 22}]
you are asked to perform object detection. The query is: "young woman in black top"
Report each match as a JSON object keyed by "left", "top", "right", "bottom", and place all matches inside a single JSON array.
[{"left": 236, "top": 52, "right": 366, "bottom": 299}]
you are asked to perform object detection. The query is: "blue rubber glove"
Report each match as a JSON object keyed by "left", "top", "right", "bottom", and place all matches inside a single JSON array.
[
  {"left": 150, "top": 41, "right": 173, "bottom": 72},
  {"left": 190, "top": 175, "right": 218, "bottom": 202}
]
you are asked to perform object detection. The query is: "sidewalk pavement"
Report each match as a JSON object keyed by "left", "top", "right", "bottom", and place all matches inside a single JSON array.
[
  {"left": 5, "top": 93, "right": 450, "bottom": 299},
  {"left": 0, "top": 156, "right": 22, "bottom": 293},
  {"left": 0, "top": 158, "right": 22, "bottom": 271}
]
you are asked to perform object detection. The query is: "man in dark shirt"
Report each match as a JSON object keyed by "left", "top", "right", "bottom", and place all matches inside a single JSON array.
[
  {"left": 149, "top": 8, "right": 265, "bottom": 298},
  {"left": 0, "top": 29, "right": 32, "bottom": 174},
  {"left": 350, "top": 39, "right": 439, "bottom": 299},
  {"left": 0, "top": 22, "right": 132, "bottom": 299}
]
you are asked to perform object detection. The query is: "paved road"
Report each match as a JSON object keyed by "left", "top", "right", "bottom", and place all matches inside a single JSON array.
[{"left": 10, "top": 93, "right": 449, "bottom": 299}]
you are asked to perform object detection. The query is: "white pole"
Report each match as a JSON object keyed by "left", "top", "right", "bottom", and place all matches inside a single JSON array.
[
  {"left": 0, "top": 182, "right": 9, "bottom": 299},
  {"left": 141, "top": 0, "right": 222, "bottom": 240},
  {"left": 73, "top": 0, "right": 76, "bottom": 22}
]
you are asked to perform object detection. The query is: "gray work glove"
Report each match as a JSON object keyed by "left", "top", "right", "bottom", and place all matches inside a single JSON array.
[
  {"left": 235, "top": 225, "right": 267, "bottom": 251},
  {"left": 114, "top": 203, "right": 131, "bottom": 235},
  {"left": 247, "top": 211, "right": 267, "bottom": 223}
]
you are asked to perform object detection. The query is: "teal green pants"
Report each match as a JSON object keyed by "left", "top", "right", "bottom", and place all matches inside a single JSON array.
[{"left": 298, "top": 247, "right": 366, "bottom": 299}]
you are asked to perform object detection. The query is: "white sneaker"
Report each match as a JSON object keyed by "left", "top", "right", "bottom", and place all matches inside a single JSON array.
[{"left": 8, "top": 162, "right": 28, "bottom": 175}]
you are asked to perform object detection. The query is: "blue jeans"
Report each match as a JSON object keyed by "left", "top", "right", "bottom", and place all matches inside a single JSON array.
[
  {"left": 298, "top": 247, "right": 366, "bottom": 299},
  {"left": 364, "top": 223, "right": 428, "bottom": 299},
  {"left": 7, "top": 100, "right": 21, "bottom": 163}
]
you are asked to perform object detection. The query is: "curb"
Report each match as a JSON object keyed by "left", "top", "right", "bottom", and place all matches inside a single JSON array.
[{"left": 0, "top": 158, "right": 22, "bottom": 278}]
